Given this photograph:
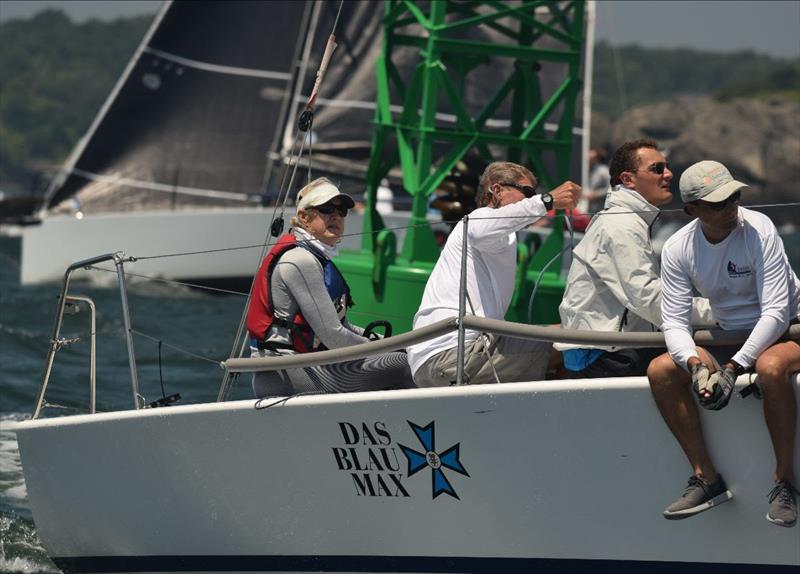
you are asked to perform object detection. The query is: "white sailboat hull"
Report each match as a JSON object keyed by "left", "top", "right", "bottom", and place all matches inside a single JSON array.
[
  {"left": 19, "top": 208, "right": 407, "bottom": 286},
  {"left": 12, "top": 376, "right": 800, "bottom": 573}
]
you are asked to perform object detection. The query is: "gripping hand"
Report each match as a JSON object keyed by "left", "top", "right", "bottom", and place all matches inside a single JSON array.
[
  {"left": 703, "top": 366, "right": 737, "bottom": 411},
  {"left": 691, "top": 363, "right": 713, "bottom": 404}
]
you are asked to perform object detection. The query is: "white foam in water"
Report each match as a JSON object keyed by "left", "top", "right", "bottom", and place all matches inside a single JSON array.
[
  {"left": 0, "top": 555, "right": 57, "bottom": 573},
  {"left": 0, "top": 414, "right": 29, "bottom": 505}
]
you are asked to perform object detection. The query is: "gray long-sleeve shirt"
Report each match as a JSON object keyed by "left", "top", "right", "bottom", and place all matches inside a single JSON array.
[{"left": 264, "top": 246, "right": 367, "bottom": 350}]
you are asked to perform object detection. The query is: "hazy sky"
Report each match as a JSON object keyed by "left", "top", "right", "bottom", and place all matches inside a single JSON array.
[{"left": 1, "top": 0, "right": 798, "bottom": 58}]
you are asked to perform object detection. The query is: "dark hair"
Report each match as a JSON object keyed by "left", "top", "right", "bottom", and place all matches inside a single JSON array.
[
  {"left": 609, "top": 139, "right": 658, "bottom": 186},
  {"left": 476, "top": 162, "right": 537, "bottom": 208}
]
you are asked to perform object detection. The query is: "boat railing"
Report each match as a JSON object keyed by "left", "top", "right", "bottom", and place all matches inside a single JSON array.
[
  {"left": 31, "top": 232, "right": 800, "bottom": 420},
  {"left": 222, "top": 315, "right": 800, "bottom": 373},
  {"left": 32, "top": 252, "right": 140, "bottom": 419}
]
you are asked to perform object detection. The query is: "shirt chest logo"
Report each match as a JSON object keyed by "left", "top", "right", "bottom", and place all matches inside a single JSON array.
[{"left": 727, "top": 260, "right": 752, "bottom": 278}]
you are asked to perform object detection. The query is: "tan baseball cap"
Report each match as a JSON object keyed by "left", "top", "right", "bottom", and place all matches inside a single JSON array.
[
  {"left": 296, "top": 180, "right": 355, "bottom": 212},
  {"left": 679, "top": 160, "right": 748, "bottom": 203}
]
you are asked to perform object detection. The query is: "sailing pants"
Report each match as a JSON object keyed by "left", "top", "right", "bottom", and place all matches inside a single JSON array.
[{"left": 412, "top": 333, "right": 551, "bottom": 387}]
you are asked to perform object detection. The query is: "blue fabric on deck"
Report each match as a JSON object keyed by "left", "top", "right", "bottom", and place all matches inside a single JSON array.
[{"left": 563, "top": 348, "right": 605, "bottom": 371}]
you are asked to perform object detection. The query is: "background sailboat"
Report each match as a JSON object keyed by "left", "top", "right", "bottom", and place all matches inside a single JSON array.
[
  {"left": 20, "top": 1, "right": 345, "bottom": 287},
  {"left": 20, "top": 0, "right": 589, "bottom": 312}
]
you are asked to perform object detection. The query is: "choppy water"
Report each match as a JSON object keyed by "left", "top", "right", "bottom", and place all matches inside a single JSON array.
[{"left": 0, "top": 235, "right": 247, "bottom": 572}]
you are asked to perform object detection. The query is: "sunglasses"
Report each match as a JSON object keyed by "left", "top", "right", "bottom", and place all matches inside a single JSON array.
[
  {"left": 312, "top": 203, "right": 349, "bottom": 217},
  {"left": 699, "top": 190, "right": 741, "bottom": 211},
  {"left": 500, "top": 182, "right": 538, "bottom": 198},
  {"left": 638, "top": 162, "right": 670, "bottom": 175}
]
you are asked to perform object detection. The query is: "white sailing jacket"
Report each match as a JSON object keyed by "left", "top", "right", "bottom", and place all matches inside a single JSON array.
[{"left": 556, "top": 187, "right": 713, "bottom": 352}]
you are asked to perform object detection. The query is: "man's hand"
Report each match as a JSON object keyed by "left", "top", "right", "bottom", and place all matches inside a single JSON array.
[
  {"left": 695, "top": 364, "right": 737, "bottom": 411},
  {"left": 549, "top": 181, "right": 582, "bottom": 210},
  {"left": 691, "top": 363, "right": 713, "bottom": 403}
]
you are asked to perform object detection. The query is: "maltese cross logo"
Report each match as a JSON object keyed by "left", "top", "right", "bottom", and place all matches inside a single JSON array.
[{"left": 398, "top": 420, "right": 469, "bottom": 499}]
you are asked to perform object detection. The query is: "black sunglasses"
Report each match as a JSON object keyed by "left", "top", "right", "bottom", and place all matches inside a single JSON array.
[
  {"left": 500, "top": 181, "right": 538, "bottom": 198},
  {"left": 312, "top": 203, "right": 349, "bottom": 217},
  {"left": 638, "top": 162, "right": 670, "bottom": 175},
  {"left": 699, "top": 190, "right": 741, "bottom": 211}
]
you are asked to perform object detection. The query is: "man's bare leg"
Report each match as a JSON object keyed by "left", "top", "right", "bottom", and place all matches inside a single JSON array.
[
  {"left": 756, "top": 340, "right": 800, "bottom": 483},
  {"left": 647, "top": 348, "right": 720, "bottom": 480}
]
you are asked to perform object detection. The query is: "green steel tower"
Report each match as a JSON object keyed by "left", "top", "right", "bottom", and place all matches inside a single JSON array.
[{"left": 336, "top": 0, "right": 587, "bottom": 331}]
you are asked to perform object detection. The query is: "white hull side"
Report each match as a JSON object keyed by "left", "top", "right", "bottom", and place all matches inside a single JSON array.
[
  {"left": 19, "top": 209, "right": 412, "bottom": 285},
  {"left": 12, "top": 377, "right": 800, "bottom": 573}
]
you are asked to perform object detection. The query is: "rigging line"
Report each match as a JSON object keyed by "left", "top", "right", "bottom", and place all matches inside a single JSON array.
[
  {"left": 331, "top": 0, "right": 345, "bottom": 35},
  {"left": 255, "top": 390, "right": 326, "bottom": 410},
  {"left": 131, "top": 329, "right": 223, "bottom": 366},
  {"left": 110, "top": 203, "right": 800, "bottom": 263},
  {"left": 226, "top": 121, "right": 314, "bottom": 385},
  {"left": 87, "top": 266, "right": 249, "bottom": 297},
  {"left": 84, "top": 197, "right": 800, "bottom": 265},
  {"left": 40, "top": 401, "right": 89, "bottom": 413},
  {"left": 129, "top": 219, "right": 437, "bottom": 261},
  {"left": 305, "top": 1, "right": 343, "bottom": 110},
  {"left": 274, "top": 128, "right": 307, "bottom": 214},
  {"left": 279, "top": 115, "right": 312, "bottom": 213},
  {"left": 307, "top": 124, "right": 313, "bottom": 184},
  {"left": 222, "top": 1, "right": 343, "bottom": 391},
  {"left": 261, "top": 0, "right": 315, "bottom": 193},
  {"left": 467, "top": 201, "right": 800, "bottom": 221}
]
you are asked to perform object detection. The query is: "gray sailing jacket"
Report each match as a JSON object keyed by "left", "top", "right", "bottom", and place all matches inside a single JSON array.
[{"left": 555, "top": 187, "right": 713, "bottom": 352}]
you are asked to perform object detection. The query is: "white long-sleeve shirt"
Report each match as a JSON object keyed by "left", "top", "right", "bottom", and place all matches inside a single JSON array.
[
  {"left": 407, "top": 196, "right": 547, "bottom": 375},
  {"left": 661, "top": 207, "right": 800, "bottom": 369}
]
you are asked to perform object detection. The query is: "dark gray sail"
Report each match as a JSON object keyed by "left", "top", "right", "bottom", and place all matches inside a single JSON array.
[{"left": 45, "top": 0, "right": 310, "bottom": 214}]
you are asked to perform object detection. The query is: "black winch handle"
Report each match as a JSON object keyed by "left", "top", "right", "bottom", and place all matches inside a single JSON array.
[{"left": 363, "top": 320, "right": 392, "bottom": 341}]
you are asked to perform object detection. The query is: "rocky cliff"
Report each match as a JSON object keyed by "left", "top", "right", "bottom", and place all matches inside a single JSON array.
[{"left": 592, "top": 95, "right": 800, "bottom": 218}]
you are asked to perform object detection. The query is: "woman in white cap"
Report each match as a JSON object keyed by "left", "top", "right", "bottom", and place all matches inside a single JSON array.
[{"left": 246, "top": 177, "right": 413, "bottom": 396}]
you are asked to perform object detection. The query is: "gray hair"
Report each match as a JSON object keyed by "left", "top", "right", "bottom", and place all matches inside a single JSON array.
[{"left": 476, "top": 162, "right": 537, "bottom": 208}]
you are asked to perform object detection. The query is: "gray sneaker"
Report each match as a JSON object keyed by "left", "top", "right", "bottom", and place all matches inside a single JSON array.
[
  {"left": 663, "top": 475, "right": 733, "bottom": 520},
  {"left": 766, "top": 480, "right": 798, "bottom": 527}
]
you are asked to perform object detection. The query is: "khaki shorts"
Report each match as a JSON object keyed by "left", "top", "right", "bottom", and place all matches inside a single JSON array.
[{"left": 413, "top": 333, "right": 552, "bottom": 387}]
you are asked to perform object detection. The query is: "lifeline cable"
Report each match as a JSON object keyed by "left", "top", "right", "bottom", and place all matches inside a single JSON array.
[
  {"left": 87, "top": 266, "right": 248, "bottom": 297},
  {"left": 123, "top": 201, "right": 800, "bottom": 262},
  {"left": 131, "top": 329, "right": 223, "bottom": 367},
  {"left": 527, "top": 211, "right": 575, "bottom": 323}
]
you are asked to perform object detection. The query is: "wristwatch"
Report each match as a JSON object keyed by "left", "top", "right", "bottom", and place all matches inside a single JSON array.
[
  {"left": 729, "top": 361, "right": 747, "bottom": 377},
  {"left": 540, "top": 191, "right": 554, "bottom": 211}
]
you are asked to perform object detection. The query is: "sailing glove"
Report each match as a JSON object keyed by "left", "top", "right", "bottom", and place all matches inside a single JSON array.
[
  {"left": 702, "top": 365, "right": 738, "bottom": 411},
  {"left": 691, "top": 363, "right": 713, "bottom": 403}
]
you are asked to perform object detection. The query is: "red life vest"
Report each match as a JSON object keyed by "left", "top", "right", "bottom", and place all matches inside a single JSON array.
[{"left": 246, "top": 232, "right": 350, "bottom": 353}]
